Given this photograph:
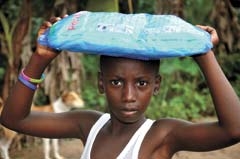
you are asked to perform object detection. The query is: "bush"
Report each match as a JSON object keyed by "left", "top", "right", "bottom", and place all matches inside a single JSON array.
[{"left": 146, "top": 57, "right": 213, "bottom": 120}]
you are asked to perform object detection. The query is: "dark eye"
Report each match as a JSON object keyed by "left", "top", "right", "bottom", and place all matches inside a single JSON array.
[
  {"left": 137, "top": 80, "right": 148, "bottom": 87},
  {"left": 111, "top": 80, "right": 122, "bottom": 86}
]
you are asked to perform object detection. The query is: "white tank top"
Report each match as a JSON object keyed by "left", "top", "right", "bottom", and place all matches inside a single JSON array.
[{"left": 80, "top": 113, "right": 154, "bottom": 159}]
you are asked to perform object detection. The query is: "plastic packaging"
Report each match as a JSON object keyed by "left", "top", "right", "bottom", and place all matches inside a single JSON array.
[{"left": 38, "top": 11, "right": 213, "bottom": 60}]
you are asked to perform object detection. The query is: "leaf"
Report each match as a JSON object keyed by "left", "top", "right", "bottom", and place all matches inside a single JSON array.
[
  {"left": 86, "top": 0, "right": 119, "bottom": 12},
  {"left": 0, "top": 10, "right": 10, "bottom": 39}
]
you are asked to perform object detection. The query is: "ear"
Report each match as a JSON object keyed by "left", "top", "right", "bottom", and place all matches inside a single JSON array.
[
  {"left": 153, "top": 74, "right": 161, "bottom": 95},
  {"left": 98, "top": 72, "right": 105, "bottom": 94}
]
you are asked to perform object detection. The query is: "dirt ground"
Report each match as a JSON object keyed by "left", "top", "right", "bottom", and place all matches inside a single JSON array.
[
  {"left": 8, "top": 138, "right": 240, "bottom": 159},
  {"left": 9, "top": 139, "right": 83, "bottom": 159}
]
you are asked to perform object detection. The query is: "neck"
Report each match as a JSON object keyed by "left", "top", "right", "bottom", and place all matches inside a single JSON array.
[{"left": 107, "top": 114, "right": 146, "bottom": 135}]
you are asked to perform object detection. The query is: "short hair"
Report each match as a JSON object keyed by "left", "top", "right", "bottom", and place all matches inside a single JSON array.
[{"left": 99, "top": 55, "right": 160, "bottom": 74}]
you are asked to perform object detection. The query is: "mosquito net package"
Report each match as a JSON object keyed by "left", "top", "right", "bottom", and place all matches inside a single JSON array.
[{"left": 38, "top": 11, "right": 213, "bottom": 60}]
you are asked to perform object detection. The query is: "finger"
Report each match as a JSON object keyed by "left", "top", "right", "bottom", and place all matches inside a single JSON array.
[
  {"left": 42, "top": 21, "right": 52, "bottom": 28},
  {"left": 196, "top": 25, "right": 219, "bottom": 46},
  {"left": 37, "top": 21, "right": 52, "bottom": 36},
  {"left": 49, "top": 17, "right": 61, "bottom": 24},
  {"left": 205, "top": 26, "right": 215, "bottom": 34},
  {"left": 196, "top": 25, "right": 215, "bottom": 34},
  {"left": 196, "top": 25, "right": 205, "bottom": 30},
  {"left": 204, "top": 26, "right": 219, "bottom": 45},
  {"left": 62, "top": 14, "right": 68, "bottom": 18}
]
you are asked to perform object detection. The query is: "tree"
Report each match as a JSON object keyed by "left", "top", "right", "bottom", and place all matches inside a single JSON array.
[
  {"left": 0, "top": 0, "right": 85, "bottom": 103},
  {"left": 0, "top": 0, "right": 31, "bottom": 101},
  {"left": 38, "top": 0, "right": 84, "bottom": 102},
  {"left": 210, "top": 0, "right": 240, "bottom": 53},
  {"left": 155, "top": 0, "right": 184, "bottom": 17}
]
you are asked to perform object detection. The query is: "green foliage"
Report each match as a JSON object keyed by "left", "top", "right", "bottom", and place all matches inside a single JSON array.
[
  {"left": 34, "top": 88, "right": 49, "bottom": 105},
  {"left": 135, "top": 0, "right": 155, "bottom": 13},
  {"left": 0, "top": 55, "right": 7, "bottom": 82},
  {"left": 0, "top": 0, "right": 22, "bottom": 27},
  {"left": 146, "top": 58, "right": 213, "bottom": 120},
  {"left": 86, "top": 0, "right": 119, "bottom": 12},
  {"left": 218, "top": 53, "right": 240, "bottom": 96},
  {"left": 0, "top": 68, "right": 4, "bottom": 81},
  {"left": 31, "top": 17, "right": 44, "bottom": 46},
  {"left": 0, "top": 0, "right": 23, "bottom": 67},
  {"left": 184, "top": 0, "right": 213, "bottom": 25},
  {"left": 0, "top": 67, "right": 4, "bottom": 94},
  {"left": 233, "top": 74, "right": 240, "bottom": 96},
  {"left": 82, "top": 83, "right": 106, "bottom": 110},
  {"left": 81, "top": 55, "right": 106, "bottom": 111},
  {"left": 82, "top": 54, "right": 99, "bottom": 81}
]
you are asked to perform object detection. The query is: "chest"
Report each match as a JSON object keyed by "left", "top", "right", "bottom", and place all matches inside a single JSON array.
[
  {"left": 91, "top": 132, "right": 133, "bottom": 159},
  {"left": 82, "top": 115, "right": 173, "bottom": 159},
  {"left": 89, "top": 120, "right": 151, "bottom": 159},
  {"left": 90, "top": 134, "right": 173, "bottom": 159},
  {"left": 89, "top": 127, "right": 171, "bottom": 159}
]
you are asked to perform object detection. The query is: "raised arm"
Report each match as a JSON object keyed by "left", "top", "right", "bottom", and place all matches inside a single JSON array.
[
  {"left": 0, "top": 18, "right": 61, "bottom": 135},
  {"left": 0, "top": 18, "right": 101, "bottom": 140},
  {"left": 166, "top": 26, "right": 240, "bottom": 153},
  {"left": 194, "top": 26, "right": 240, "bottom": 139}
]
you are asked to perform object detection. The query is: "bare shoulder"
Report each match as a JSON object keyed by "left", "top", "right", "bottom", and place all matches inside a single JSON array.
[
  {"left": 66, "top": 109, "right": 103, "bottom": 142},
  {"left": 151, "top": 118, "right": 192, "bottom": 132},
  {"left": 144, "top": 118, "right": 193, "bottom": 148},
  {"left": 76, "top": 109, "right": 103, "bottom": 127},
  {"left": 146, "top": 118, "right": 192, "bottom": 141},
  {"left": 145, "top": 117, "right": 229, "bottom": 154}
]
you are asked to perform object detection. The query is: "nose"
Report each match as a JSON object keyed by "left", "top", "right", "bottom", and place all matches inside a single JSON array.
[{"left": 122, "top": 83, "right": 136, "bottom": 103}]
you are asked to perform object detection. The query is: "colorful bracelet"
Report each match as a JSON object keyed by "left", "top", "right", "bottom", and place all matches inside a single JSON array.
[
  {"left": 21, "top": 69, "right": 45, "bottom": 84},
  {"left": 18, "top": 75, "right": 38, "bottom": 91}
]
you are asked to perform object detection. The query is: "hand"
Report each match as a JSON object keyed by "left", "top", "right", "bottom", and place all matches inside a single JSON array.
[
  {"left": 196, "top": 25, "right": 219, "bottom": 46},
  {"left": 192, "top": 25, "right": 219, "bottom": 63},
  {"left": 35, "top": 16, "right": 64, "bottom": 59},
  {"left": 26, "top": 16, "right": 68, "bottom": 72}
]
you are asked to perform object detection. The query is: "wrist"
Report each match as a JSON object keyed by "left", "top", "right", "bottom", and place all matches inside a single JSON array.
[
  {"left": 23, "top": 51, "right": 55, "bottom": 78},
  {"left": 194, "top": 50, "right": 219, "bottom": 72},
  {"left": 35, "top": 45, "right": 60, "bottom": 59},
  {"left": 193, "top": 50, "right": 214, "bottom": 64}
]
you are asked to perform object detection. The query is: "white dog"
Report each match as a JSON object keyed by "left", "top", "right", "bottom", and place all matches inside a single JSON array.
[
  {"left": 32, "top": 91, "right": 84, "bottom": 159},
  {"left": 0, "top": 91, "right": 84, "bottom": 159},
  {"left": 0, "top": 97, "right": 18, "bottom": 159}
]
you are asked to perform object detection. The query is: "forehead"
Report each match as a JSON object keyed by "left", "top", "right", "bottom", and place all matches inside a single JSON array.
[{"left": 100, "top": 56, "right": 159, "bottom": 75}]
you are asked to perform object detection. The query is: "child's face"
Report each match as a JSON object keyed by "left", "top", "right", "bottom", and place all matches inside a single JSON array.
[{"left": 98, "top": 57, "right": 161, "bottom": 123}]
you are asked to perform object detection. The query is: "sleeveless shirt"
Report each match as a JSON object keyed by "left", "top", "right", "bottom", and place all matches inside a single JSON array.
[{"left": 80, "top": 113, "right": 154, "bottom": 159}]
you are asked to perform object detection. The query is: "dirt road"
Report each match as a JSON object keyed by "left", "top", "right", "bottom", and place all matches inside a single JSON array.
[{"left": 9, "top": 138, "right": 240, "bottom": 159}]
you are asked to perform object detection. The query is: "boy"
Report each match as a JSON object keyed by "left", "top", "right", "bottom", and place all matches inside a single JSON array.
[{"left": 1, "top": 18, "right": 240, "bottom": 159}]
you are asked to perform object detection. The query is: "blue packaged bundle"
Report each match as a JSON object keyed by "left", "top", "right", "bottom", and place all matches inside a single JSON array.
[{"left": 38, "top": 11, "right": 213, "bottom": 60}]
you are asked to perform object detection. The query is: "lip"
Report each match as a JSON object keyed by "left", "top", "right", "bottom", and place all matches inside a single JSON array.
[{"left": 120, "top": 108, "right": 138, "bottom": 116}]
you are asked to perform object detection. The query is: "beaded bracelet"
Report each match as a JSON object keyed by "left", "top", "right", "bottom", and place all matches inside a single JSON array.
[
  {"left": 21, "top": 69, "right": 45, "bottom": 84},
  {"left": 18, "top": 75, "right": 38, "bottom": 91}
]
